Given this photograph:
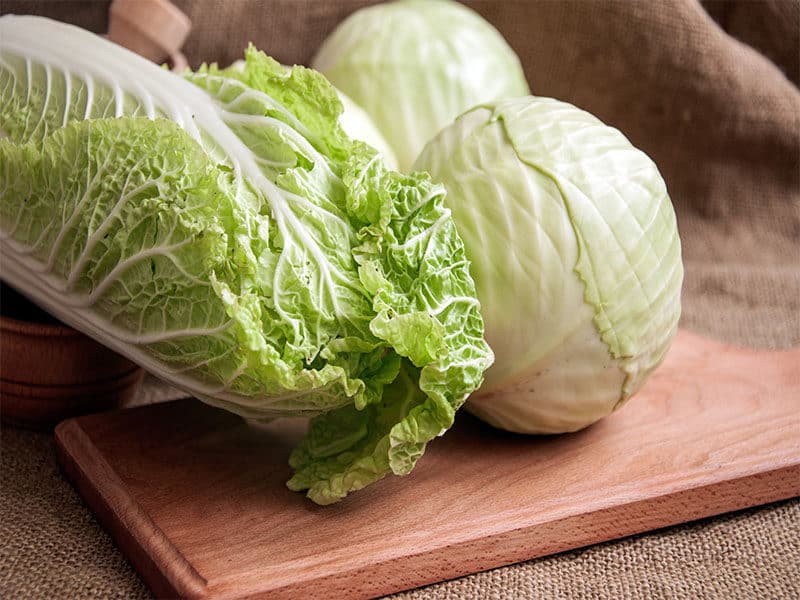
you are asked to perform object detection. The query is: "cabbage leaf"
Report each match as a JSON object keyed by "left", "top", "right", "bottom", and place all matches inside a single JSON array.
[{"left": 0, "top": 16, "right": 492, "bottom": 504}]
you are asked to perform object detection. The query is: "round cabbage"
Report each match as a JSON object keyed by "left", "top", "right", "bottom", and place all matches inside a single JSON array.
[
  {"left": 312, "top": 0, "right": 530, "bottom": 172},
  {"left": 414, "top": 96, "right": 683, "bottom": 434}
]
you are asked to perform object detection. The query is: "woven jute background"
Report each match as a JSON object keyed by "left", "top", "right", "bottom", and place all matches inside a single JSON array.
[{"left": 1, "top": 1, "right": 798, "bottom": 598}]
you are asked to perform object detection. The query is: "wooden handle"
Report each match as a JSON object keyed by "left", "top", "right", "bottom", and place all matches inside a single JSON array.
[{"left": 107, "top": 0, "right": 191, "bottom": 64}]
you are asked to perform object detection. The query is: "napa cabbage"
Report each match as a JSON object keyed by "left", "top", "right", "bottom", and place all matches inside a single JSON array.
[{"left": 0, "top": 15, "right": 492, "bottom": 504}]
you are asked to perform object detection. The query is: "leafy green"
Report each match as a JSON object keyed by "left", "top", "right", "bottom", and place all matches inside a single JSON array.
[{"left": 0, "top": 15, "right": 492, "bottom": 503}]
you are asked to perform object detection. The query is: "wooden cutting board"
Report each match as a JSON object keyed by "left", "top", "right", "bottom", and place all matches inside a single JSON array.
[{"left": 55, "top": 330, "right": 800, "bottom": 599}]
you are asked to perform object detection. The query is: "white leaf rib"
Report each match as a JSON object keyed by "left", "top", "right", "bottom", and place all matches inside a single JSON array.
[
  {"left": 113, "top": 79, "right": 124, "bottom": 117},
  {"left": 389, "top": 212, "right": 449, "bottom": 252},
  {"left": 272, "top": 205, "right": 347, "bottom": 319},
  {"left": 83, "top": 74, "right": 93, "bottom": 119},
  {"left": 222, "top": 111, "right": 319, "bottom": 157},
  {"left": 117, "top": 320, "right": 234, "bottom": 345},
  {"left": 281, "top": 188, "right": 351, "bottom": 234},
  {"left": 255, "top": 155, "right": 295, "bottom": 169},
  {"left": 61, "top": 69, "right": 71, "bottom": 127},
  {"left": 45, "top": 130, "right": 112, "bottom": 271},
  {"left": 82, "top": 238, "right": 197, "bottom": 305},
  {"left": 429, "top": 296, "right": 480, "bottom": 316},
  {"left": 350, "top": 152, "right": 380, "bottom": 191},
  {"left": 29, "top": 62, "right": 52, "bottom": 139},
  {"left": 6, "top": 186, "right": 36, "bottom": 240},
  {"left": 17, "top": 219, "right": 55, "bottom": 259},
  {"left": 162, "top": 344, "right": 237, "bottom": 375},
  {"left": 223, "top": 361, "right": 249, "bottom": 387},
  {"left": 24, "top": 56, "right": 31, "bottom": 103},
  {"left": 65, "top": 170, "right": 156, "bottom": 288},
  {"left": 215, "top": 77, "right": 320, "bottom": 145},
  {"left": 270, "top": 225, "right": 303, "bottom": 341}
]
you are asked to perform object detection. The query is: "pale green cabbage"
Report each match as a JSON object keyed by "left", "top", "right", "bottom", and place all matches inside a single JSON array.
[
  {"left": 414, "top": 97, "right": 683, "bottom": 434},
  {"left": 312, "top": 0, "right": 530, "bottom": 172},
  {"left": 0, "top": 15, "right": 493, "bottom": 503}
]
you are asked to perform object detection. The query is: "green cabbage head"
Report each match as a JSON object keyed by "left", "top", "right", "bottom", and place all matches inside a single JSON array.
[
  {"left": 312, "top": 0, "right": 530, "bottom": 172},
  {"left": 415, "top": 96, "right": 683, "bottom": 433}
]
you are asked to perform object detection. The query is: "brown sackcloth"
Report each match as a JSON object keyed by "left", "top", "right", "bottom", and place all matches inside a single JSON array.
[{"left": 1, "top": 1, "right": 798, "bottom": 598}]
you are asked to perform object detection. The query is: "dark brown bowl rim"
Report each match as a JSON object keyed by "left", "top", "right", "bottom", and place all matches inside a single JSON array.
[{"left": 0, "top": 314, "right": 81, "bottom": 338}]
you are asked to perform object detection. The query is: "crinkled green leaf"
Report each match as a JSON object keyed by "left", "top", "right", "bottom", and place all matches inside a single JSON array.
[
  {"left": 290, "top": 160, "right": 491, "bottom": 504},
  {"left": 0, "top": 15, "right": 492, "bottom": 503}
]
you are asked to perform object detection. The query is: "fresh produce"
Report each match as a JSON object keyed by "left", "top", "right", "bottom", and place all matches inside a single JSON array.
[
  {"left": 0, "top": 15, "right": 493, "bottom": 504},
  {"left": 414, "top": 97, "right": 683, "bottom": 434},
  {"left": 312, "top": 0, "right": 530, "bottom": 172}
]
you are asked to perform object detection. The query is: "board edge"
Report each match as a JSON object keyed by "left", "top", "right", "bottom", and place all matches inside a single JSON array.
[
  {"left": 208, "top": 463, "right": 800, "bottom": 599},
  {"left": 55, "top": 417, "right": 209, "bottom": 599}
]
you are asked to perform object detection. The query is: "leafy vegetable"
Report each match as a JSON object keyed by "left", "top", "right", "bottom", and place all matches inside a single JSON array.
[
  {"left": 0, "top": 15, "right": 492, "bottom": 503},
  {"left": 414, "top": 97, "right": 683, "bottom": 433},
  {"left": 312, "top": 0, "right": 530, "bottom": 172}
]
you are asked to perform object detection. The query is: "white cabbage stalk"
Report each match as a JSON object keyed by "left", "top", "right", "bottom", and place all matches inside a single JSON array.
[
  {"left": 415, "top": 97, "right": 683, "bottom": 434},
  {"left": 312, "top": 0, "right": 530, "bottom": 172}
]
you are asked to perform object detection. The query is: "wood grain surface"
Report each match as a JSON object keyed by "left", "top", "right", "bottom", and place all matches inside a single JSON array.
[{"left": 55, "top": 330, "right": 800, "bottom": 599}]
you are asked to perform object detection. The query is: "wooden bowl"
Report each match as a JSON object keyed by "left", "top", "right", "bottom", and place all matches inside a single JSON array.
[{"left": 0, "top": 283, "right": 144, "bottom": 430}]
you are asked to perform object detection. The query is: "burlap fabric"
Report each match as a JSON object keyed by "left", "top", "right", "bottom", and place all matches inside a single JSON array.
[{"left": 1, "top": 1, "right": 798, "bottom": 598}]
